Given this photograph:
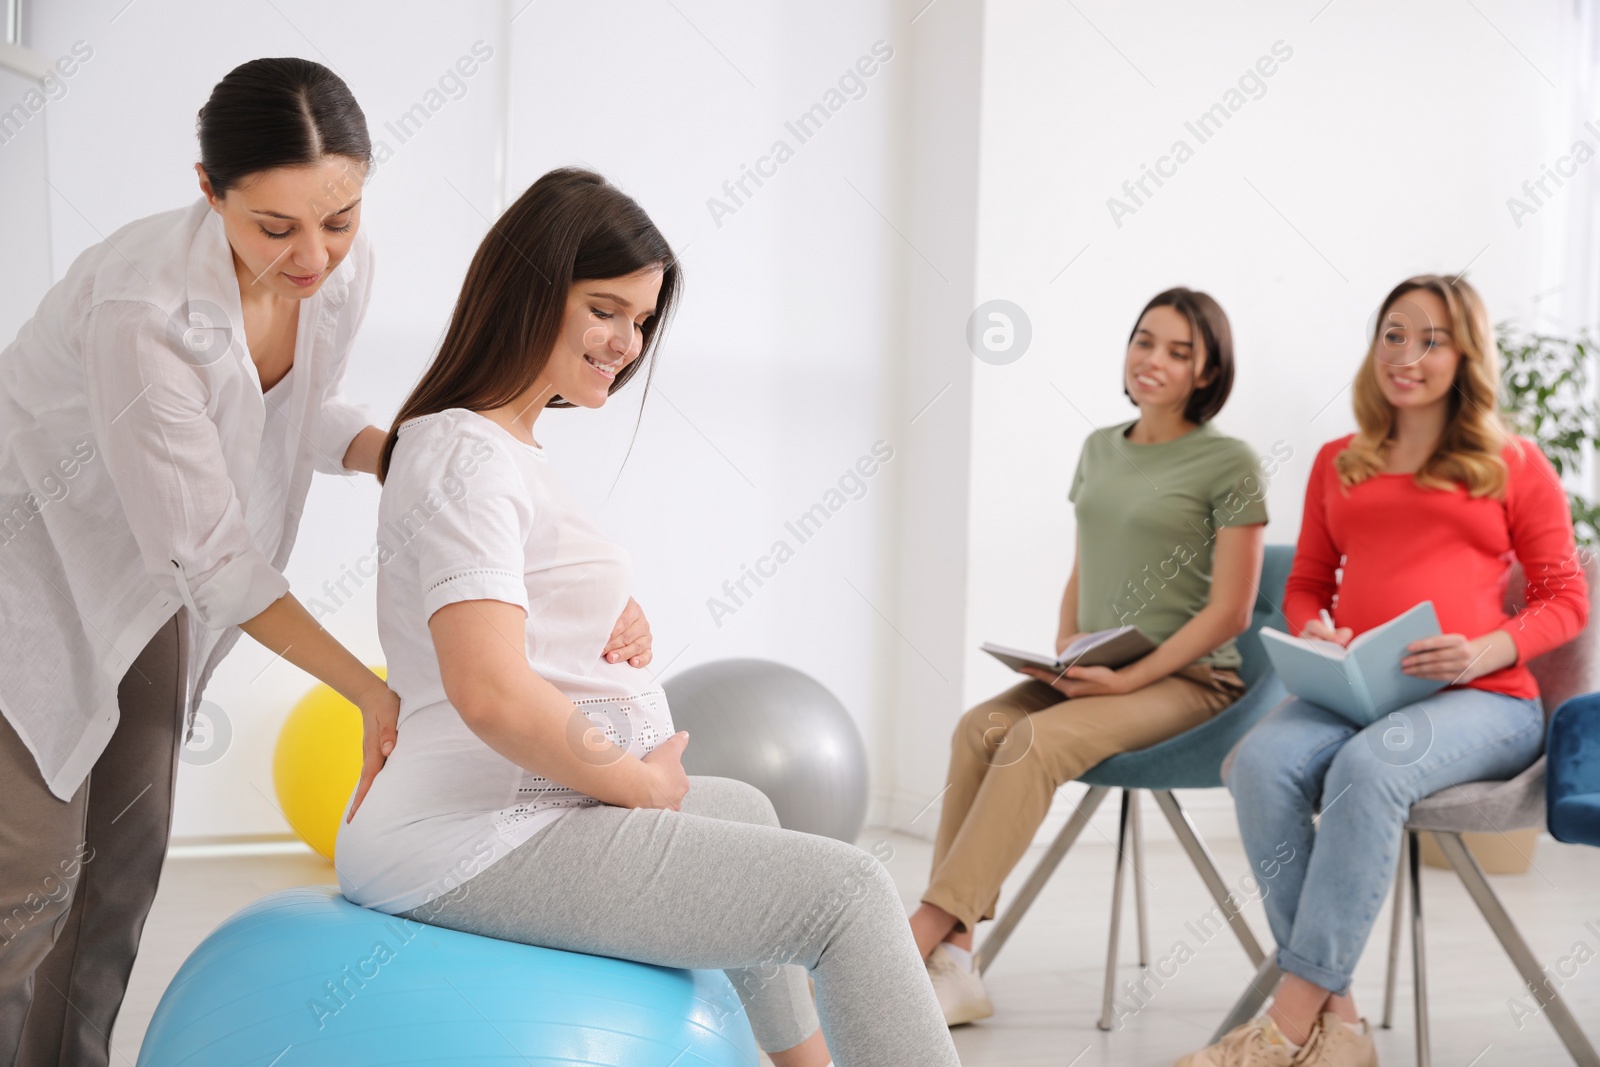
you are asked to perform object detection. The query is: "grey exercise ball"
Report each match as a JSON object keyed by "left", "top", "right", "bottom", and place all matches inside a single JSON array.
[{"left": 661, "top": 658, "right": 870, "bottom": 843}]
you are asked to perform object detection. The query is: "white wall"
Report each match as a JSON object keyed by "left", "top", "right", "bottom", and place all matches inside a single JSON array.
[
  {"left": 880, "top": 0, "right": 987, "bottom": 836},
  {"left": 937, "top": 0, "right": 1579, "bottom": 843},
  {"left": 499, "top": 0, "right": 913, "bottom": 834},
  {"left": 0, "top": 60, "right": 54, "bottom": 345}
]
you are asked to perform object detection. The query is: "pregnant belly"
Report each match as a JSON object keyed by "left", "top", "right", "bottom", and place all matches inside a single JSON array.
[
  {"left": 486, "top": 687, "right": 673, "bottom": 839},
  {"left": 568, "top": 687, "right": 674, "bottom": 761},
  {"left": 339, "top": 688, "right": 675, "bottom": 851}
]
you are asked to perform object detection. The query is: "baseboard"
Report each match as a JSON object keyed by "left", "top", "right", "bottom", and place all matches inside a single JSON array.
[{"left": 166, "top": 834, "right": 315, "bottom": 860}]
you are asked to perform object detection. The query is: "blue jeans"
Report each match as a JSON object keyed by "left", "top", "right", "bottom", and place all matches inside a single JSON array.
[{"left": 1224, "top": 687, "right": 1544, "bottom": 994}]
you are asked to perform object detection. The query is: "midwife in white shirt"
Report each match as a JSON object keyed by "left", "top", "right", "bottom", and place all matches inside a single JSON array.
[{"left": 0, "top": 58, "right": 401, "bottom": 1066}]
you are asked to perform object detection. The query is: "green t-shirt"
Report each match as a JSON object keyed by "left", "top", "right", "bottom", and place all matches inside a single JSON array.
[{"left": 1068, "top": 420, "right": 1269, "bottom": 669}]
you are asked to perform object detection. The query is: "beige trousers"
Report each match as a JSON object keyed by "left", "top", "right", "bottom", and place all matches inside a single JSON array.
[{"left": 922, "top": 663, "right": 1242, "bottom": 932}]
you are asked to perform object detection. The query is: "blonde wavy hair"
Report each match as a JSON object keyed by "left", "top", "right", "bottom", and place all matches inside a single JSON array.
[{"left": 1335, "top": 274, "right": 1512, "bottom": 498}]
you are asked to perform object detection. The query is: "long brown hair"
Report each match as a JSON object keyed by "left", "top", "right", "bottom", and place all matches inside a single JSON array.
[
  {"left": 1335, "top": 274, "right": 1510, "bottom": 498},
  {"left": 379, "top": 167, "right": 680, "bottom": 482}
]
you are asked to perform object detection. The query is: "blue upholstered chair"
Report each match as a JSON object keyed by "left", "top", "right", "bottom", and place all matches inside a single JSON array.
[
  {"left": 1548, "top": 693, "right": 1600, "bottom": 847},
  {"left": 974, "top": 544, "right": 1294, "bottom": 1029}
]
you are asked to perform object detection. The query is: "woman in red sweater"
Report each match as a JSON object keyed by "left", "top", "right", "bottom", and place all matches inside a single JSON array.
[{"left": 1179, "top": 275, "right": 1587, "bottom": 1067}]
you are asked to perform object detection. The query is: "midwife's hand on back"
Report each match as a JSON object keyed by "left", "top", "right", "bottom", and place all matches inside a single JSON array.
[
  {"left": 635, "top": 730, "right": 692, "bottom": 811},
  {"left": 347, "top": 684, "right": 401, "bottom": 823}
]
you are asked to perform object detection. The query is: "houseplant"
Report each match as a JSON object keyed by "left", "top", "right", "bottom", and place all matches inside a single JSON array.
[{"left": 1498, "top": 324, "right": 1600, "bottom": 547}]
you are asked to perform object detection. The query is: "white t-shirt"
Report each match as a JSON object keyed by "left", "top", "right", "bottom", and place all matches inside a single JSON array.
[{"left": 335, "top": 408, "right": 673, "bottom": 914}]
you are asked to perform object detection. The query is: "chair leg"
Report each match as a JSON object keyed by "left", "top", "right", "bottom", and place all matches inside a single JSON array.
[
  {"left": 1433, "top": 831, "right": 1600, "bottom": 1067},
  {"left": 1152, "top": 790, "right": 1267, "bottom": 967},
  {"left": 1211, "top": 955, "right": 1283, "bottom": 1043},
  {"left": 1131, "top": 790, "right": 1150, "bottom": 968},
  {"left": 1410, "top": 830, "right": 1431, "bottom": 1067},
  {"left": 975, "top": 785, "right": 1110, "bottom": 975},
  {"left": 1099, "top": 790, "right": 1133, "bottom": 1031},
  {"left": 1381, "top": 831, "right": 1407, "bottom": 1030}
]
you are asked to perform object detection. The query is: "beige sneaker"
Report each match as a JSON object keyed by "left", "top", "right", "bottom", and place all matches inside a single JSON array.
[
  {"left": 1175, "top": 1016, "right": 1297, "bottom": 1067},
  {"left": 925, "top": 944, "right": 994, "bottom": 1026},
  {"left": 1292, "top": 1013, "right": 1378, "bottom": 1067}
]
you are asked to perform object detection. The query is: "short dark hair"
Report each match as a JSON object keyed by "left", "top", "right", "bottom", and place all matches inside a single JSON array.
[
  {"left": 197, "top": 57, "right": 371, "bottom": 196},
  {"left": 1123, "top": 287, "right": 1235, "bottom": 424},
  {"left": 1126, "top": 289, "right": 1235, "bottom": 428}
]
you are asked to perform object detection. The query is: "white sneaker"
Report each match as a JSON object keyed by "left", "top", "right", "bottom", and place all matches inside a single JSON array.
[{"left": 925, "top": 943, "right": 994, "bottom": 1026}]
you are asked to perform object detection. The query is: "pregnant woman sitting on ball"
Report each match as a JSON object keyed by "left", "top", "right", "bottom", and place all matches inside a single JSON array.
[
  {"left": 908, "top": 288, "right": 1270, "bottom": 1026},
  {"left": 334, "top": 167, "right": 960, "bottom": 1067}
]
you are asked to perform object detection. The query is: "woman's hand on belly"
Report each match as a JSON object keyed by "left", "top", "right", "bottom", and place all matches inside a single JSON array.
[
  {"left": 602, "top": 596, "right": 653, "bottom": 667},
  {"left": 635, "top": 730, "right": 691, "bottom": 810},
  {"left": 434, "top": 599, "right": 681, "bottom": 808}
]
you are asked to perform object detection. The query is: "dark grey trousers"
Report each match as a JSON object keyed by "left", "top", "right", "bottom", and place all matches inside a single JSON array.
[{"left": 0, "top": 611, "right": 187, "bottom": 1067}]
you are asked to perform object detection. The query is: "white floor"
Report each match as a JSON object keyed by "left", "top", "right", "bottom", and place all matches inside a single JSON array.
[{"left": 113, "top": 821, "right": 1600, "bottom": 1066}]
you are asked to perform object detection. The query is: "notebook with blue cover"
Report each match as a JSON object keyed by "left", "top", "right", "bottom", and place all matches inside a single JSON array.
[{"left": 1257, "top": 601, "right": 1446, "bottom": 725}]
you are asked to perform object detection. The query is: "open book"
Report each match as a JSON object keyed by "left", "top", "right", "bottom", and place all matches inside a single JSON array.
[
  {"left": 1258, "top": 601, "right": 1445, "bottom": 725},
  {"left": 981, "top": 626, "right": 1158, "bottom": 676}
]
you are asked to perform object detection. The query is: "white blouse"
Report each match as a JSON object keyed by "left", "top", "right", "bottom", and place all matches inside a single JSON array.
[
  {"left": 335, "top": 409, "right": 673, "bottom": 915},
  {"left": 0, "top": 197, "right": 375, "bottom": 800}
]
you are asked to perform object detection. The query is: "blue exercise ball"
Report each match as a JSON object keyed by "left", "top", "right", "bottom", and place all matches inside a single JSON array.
[
  {"left": 662, "top": 658, "right": 869, "bottom": 842},
  {"left": 137, "top": 886, "right": 758, "bottom": 1066}
]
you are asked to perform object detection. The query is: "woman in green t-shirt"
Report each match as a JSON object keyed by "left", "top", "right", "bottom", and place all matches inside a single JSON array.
[{"left": 909, "top": 287, "right": 1270, "bottom": 1026}]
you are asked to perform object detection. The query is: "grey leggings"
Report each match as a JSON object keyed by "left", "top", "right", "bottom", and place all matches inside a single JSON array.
[{"left": 400, "top": 776, "right": 960, "bottom": 1066}]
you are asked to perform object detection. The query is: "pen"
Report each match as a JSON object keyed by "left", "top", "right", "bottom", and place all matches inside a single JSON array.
[{"left": 1319, "top": 608, "right": 1335, "bottom": 632}]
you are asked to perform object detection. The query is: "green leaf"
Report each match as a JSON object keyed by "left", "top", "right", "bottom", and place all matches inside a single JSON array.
[{"left": 1498, "top": 320, "right": 1598, "bottom": 543}]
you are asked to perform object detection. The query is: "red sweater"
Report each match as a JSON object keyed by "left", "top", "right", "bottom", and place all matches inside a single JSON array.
[{"left": 1284, "top": 435, "right": 1588, "bottom": 699}]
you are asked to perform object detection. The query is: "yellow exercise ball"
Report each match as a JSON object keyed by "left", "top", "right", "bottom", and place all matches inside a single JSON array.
[{"left": 272, "top": 667, "right": 384, "bottom": 861}]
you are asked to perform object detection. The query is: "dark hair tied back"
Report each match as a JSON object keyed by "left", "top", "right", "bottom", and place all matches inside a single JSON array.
[{"left": 197, "top": 57, "right": 371, "bottom": 196}]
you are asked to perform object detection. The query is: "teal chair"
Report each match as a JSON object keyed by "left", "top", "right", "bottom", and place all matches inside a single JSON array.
[{"left": 974, "top": 544, "right": 1294, "bottom": 1029}]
